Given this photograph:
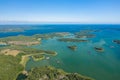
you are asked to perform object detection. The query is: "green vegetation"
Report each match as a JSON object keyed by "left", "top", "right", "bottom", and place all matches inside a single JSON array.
[
  {"left": 17, "top": 47, "right": 57, "bottom": 56},
  {"left": 34, "top": 32, "right": 70, "bottom": 39},
  {"left": 58, "top": 38, "right": 88, "bottom": 42},
  {"left": 0, "top": 28, "right": 24, "bottom": 32},
  {"left": 0, "top": 34, "right": 94, "bottom": 80},
  {"left": 0, "top": 45, "right": 57, "bottom": 80},
  {"left": 68, "top": 45, "right": 77, "bottom": 51},
  {"left": 0, "top": 45, "right": 57, "bottom": 66},
  {"left": 0, "top": 35, "right": 40, "bottom": 46},
  {"left": 0, "top": 45, "right": 57, "bottom": 56},
  {"left": 94, "top": 47, "right": 104, "bottom": 52},
  {"left": 0, "top": 26, "right": 35, "bottom": 33},
  {"left": 0, "top": 54, "right": 24, "bottom": 80},
  {"left": 32, "top": 54, "right": 45, "bottom": 61},
  {"left": 0, "top": 35, "right": 33, "bottom": 41},
  {"left": 75, "top": 30, "right": 96, "bottom": 38},
  {"left": 26, "top": 66, "right": 94, "bottom": 80},
  {"left": 0, "top": 32, "right": 71, "bottom": 46},
  {"left": 0, "top": 32, "right": 70, "bottom": 46},
  {"left": 113, "top": 40, "right": 120, "bottom": 44},
  {"left": 43, "top": 50, "right": 57, "bottom": 55}
]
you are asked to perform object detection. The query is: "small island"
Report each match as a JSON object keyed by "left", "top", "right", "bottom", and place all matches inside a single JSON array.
[
  {"left": 68, "top": 45, "right": 77, "bottom": 51},
  {"left": 32, "top": 54, "right": 45, "bottom": 61},
  {"left": 34, "top": 32, "right": 70, "bottom": 39},
  {"left": 58, "top": 38, "right": 88, "bottom": 42},
  {"left": 113, "top": 40, "right": 120, "bottom": 44},
  {"left": 75, "top": 30, "right": 96, "bottom": 38},
  {"left": 94, "top": 47, "right": 104, "bottom": 52}
]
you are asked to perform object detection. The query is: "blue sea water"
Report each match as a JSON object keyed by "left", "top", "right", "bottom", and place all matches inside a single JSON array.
[{"left": 0, "top": 24, "right": 120, "bottom": 80}]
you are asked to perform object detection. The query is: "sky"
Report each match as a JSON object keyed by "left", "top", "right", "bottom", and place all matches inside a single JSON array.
[{"left": 0, "top": 0, "right": 120, "bottom": 24}]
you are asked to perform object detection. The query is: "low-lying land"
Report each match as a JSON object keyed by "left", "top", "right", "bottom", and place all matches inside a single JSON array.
[
  {"left": 0, "top": 32, "right": 70, "bottom": 46},
  {"left": 58, "top": 38, "right": 88, "bottom": 42},
  {"left": 0, "top": 49, "right": 20, "bottom": 56},
  {"left": 34, "top": 32, "right": 70, "bottom": 39},
  {"left": 2, "top": 43, "right": 87, "bottom": 80},
  {"left": 113, "top": 40, "right": 120, "bottom": 44},
  {"left": 0, "top": 33, "right": 95, "bottom": 80},
  {"left": 75, "top": 30, "right": 96, "bottom": 38},
  {"left": 0, "top": 54, "right": 24, "bottom": 80},
  {"left": 32, "top": 54, "right": 45, "bottom": 61},
  {"left": 0, "top": 45, "right": 58, "bottom": 80},
  {"left": 68, "top": 45, "right": 77, "bottom": 51},
  {"left": 94, "top": 47, "right": 104, "bottom": 52},
  {"left": 75, "top": 34, "right": 96, "bottom": 38},
  {"left": 0, "top": 42, "right": 7, "bottom": 45},
  {"left": 0, "top": 28, "right": 24, "bottom": 32},
  {"left": 0, "top": 25, "right": 34, "bottom": 33},
  {"left": 26, "top": 66, "right": 94, "bottom": 80},
  {"left": 0, "top": 35, "right": 41, "bottom": 46}
]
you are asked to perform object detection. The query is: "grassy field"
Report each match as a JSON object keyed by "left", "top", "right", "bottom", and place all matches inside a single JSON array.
[{"left": 0, "top": 54, "right": 24, "bottom": 80}]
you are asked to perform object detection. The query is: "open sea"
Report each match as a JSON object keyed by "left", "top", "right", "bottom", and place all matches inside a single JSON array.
[{"left": 0, "top": 24, "right": 120, "bottom": 80}]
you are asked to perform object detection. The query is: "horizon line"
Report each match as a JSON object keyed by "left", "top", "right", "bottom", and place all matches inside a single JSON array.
[{"left": 0, "top": 21, "right": 120, "bottom": 25}]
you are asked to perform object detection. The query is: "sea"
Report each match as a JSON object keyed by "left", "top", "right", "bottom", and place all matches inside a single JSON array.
[{"left": 0, "top": 24, "right": 120, "bottom": 80}]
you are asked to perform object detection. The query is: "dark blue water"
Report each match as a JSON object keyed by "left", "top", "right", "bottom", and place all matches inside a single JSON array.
[{"left": 0, "top": 24, "right": 120, "bottom": 38}]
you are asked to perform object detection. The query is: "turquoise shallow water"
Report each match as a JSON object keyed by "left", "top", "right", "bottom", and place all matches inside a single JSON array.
[
  {"left": 26, "top": 39, "right": 120, "bottom": 80},
  {"left": 0, "top": 24, "right": 120, "bottom": 80},
  {"left": 26, "top": 28, "right": 120, "bottom": 80}
]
